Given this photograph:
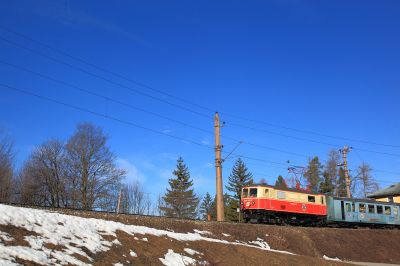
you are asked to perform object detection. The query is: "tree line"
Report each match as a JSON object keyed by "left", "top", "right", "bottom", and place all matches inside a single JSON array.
[{"left": 0, "top": 123, "right": 381, "bottom": 222}]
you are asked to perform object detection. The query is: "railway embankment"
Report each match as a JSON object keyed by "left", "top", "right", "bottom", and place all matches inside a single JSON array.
[{"left": 0, "top": 204, "right": 399, "bottom": 265}]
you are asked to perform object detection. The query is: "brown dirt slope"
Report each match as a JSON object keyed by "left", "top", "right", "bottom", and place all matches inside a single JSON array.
[{"left": 55, "top": 208, "right": 400, "bottom": 265}]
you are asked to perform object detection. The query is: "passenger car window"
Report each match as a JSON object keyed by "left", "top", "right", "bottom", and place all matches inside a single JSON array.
[
  {"left": 352, "top": 204, "right": 355, "bottom": 212},
  {"left": 385, "top": 206, "right": 391, "bottom": 215},
  {"left": 249, "top": 188, "right": 257, "bottom": 197},
  {"left": 308, "top": 196, "right": 315, "bottom": 203},
  {"left": 368, "top": 205, "right": 375, "bottom": 214},
  {"left": 277, "top": 191, "right": 286, "bottom": 199},
  {"left": 359, "top": 204, "right": 366, "bottom": 213},
  {"left": 394, "top": 207, "right": 398, "bottom": 217},
  {"left": 242, "top": 188, "right": 248, "bottom": 198},
  {"left": 377, "top": 205, "right": 383, "bottom": 214},
  {"left": 346, "top": 203, "right": 351, "bottom": 212}
]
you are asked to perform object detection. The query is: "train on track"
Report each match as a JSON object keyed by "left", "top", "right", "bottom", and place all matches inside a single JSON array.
[{"left": 241, "top": 184, "right": 400, "bottom": 228}]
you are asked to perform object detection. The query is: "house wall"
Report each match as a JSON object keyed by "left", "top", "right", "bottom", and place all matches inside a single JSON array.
[{"left": 375, "top": 196, "right": 400, "bottom": 203}]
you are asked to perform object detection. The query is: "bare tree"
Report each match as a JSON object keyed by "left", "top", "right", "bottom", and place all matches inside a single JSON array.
[
  {"left": 355, "top": 162, "right": 379, "bottom": 198},
  {"left": 20, "top": 140, "right": 68, "bottom": 207},
  {"left": 324, "top": 150, "right": 341, "bottom": 196},
  {"left": 119, "top": 181, "right": 151, "bottom": 215},
  {"left": 65, "top": 123, "right": 125, "bottom": 210},
  {"left": 0, "top": 134, "right": 14, "bottom": 203}
]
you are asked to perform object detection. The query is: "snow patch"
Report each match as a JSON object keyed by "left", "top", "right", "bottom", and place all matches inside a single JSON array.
[
  {"left": 249, "top": 237, "right": 271, "bottom": 250},
  {"left": 0, "top": 231, "right": 14, "bottom": 242},
  {"left": 323, "top": 255, "right": 341, "bottom": 261},
  {"left": 0, "top": 204, "right": 296, "bottom": 265},
  {"left": 113, "top": 263, "right": 124, "bottom": 266},
  {"left": 193, "top": 229, "right": 212, "bottom": 235},
  {"left": 159, "top": 249, "right": 196, "bottom": 266},
  {"left": 142, "top": 237, "right": 148, "bottom": 242},
  {"left": 130, "top": 249, "right": 137, "bottom": 257},
  {"left": 184, "top": 248, "right": 202, "bottom": 256},
  {"left": 222, "top": 233, "right": 230, "bottom": 237}
]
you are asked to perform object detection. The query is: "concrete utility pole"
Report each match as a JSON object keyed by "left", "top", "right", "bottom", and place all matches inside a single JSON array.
[
  {"left": 214, "top": 112, "right": 225, "bottom": 222},
  {"left": 116, "top": 189, "right": 122, "bottom": 214},
  {"left": 340, "top": 146, "right": 352, "bottom": 198}
]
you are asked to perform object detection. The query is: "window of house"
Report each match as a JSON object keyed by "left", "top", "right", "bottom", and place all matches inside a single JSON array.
[
  {"left": 377, "top": 205, "right": 383, "bottom": 214},
  {"left": 277, "top": 191, "right": 286, "bottom": 199},
  {"left": 242, "top": 188, "right": 248, "bottom": 198},
  {"left": 385, "top": 206, "right": 391, "bottom": 215},
  {"left": 249, "top": 188, "right": 258, "bottom": 197},
  {"left": 359, "top": 204, "right": 366, "bottom": 213},
  {"left": 368, "top": 205, "right": 375, "bottom": 214},
  {"left": 308, "top": 196, "right": 315, "bottom": 203}
]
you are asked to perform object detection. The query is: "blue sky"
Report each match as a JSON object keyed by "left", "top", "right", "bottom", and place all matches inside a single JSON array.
[{"left": 0, "top": 0, "right": 399, "bottom": 201}]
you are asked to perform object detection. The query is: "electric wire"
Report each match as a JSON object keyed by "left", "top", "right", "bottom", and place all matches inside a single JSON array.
[{"left": 1, "top": 26, "right": 399, "bottom": 149}]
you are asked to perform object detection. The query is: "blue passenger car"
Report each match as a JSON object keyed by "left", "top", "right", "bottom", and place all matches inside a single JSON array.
[{"left": 326, "top": 196, "right": 400, "bottom": 227}]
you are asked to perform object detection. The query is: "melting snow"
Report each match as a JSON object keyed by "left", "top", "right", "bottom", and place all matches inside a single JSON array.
[
  {"left": 193, "top": 229, "right": 212, "bottom": 235},
  {"left": 184, "top": 248, "right": 202, "bottom": 256},
  {"left": 142, "top": 237, "right": 148, "bottom": 242},
  {"left": 130, "top": 249, "right": 137, "bottom": 257},
  {"left": 0, "top": 231, "right": 14, "bottom": 242},
  {"left": 0, "top": 204, "right": 296, "bottom": 265},
  {"left": 323, "top": 255, "right": 341, "bottom": 261},
  {"left": 159, "top": 249, "right": 196, "bottom": 266},
  {"left": 222, "top": 233, "right": 230, "bottom": 237}
]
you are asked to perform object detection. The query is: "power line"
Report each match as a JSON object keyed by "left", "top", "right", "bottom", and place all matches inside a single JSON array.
[
  {"left": 1, "top": 25, "right": 398, "bottom": 149},
  {"left": 0, "top": 83, "right": 214, "bottom": 150},
  {"left": 0, "top": 60, "right": 310, "bottom": 158},
  {"left": 0, "top": 35, "right": 212, "bottom": 120}
]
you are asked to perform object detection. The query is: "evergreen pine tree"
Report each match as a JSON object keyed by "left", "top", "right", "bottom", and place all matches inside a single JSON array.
[
  {"left": 225, "top": 158, "right": 254, "bottom": 202},
  {"left": 160, "top": 157, "right": 199, "bottom": 219},
  {"left": 210, "top": 194, "right": 239, "bottom": 222},
  {"left": 304, "top": 156, "right": 323, "bottom": 193},
  {"left": 319, "top": 171, "right": 334, "bottom": 194},
  {"left": 275, "top": 175, "right": 288, "bottom": 189},
  {"left": 199, "top": 192, "right": 213, "bottom": 220}
]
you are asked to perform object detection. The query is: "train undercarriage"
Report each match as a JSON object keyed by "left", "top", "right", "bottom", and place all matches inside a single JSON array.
[{"left": 243, "top": 209, "right": 326, "bottom": 226}]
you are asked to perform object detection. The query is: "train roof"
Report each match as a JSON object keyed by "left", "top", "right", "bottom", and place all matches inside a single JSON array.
[
  {"left": 332, "top": 196, "right": 400, "bottom": 206},
  {"left": 367, "top": 183, "right": 400, "bottom": 198},
  {"left": 242, "top": 184, "right": 325, "bottom": 196}
]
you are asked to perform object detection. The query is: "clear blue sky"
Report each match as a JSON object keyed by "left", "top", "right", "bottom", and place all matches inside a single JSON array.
[{"left": 0, "top": 0, "right": 399, "bottom": 200}]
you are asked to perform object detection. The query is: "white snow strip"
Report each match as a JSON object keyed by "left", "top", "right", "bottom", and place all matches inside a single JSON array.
[
  {"left": 222, "top": 233, "right": 230, "bottom": 237},
  {"left": 141, "top": 237, "right": 148, "bottom": 242},
  {"left": 113, "top": 263, "right": 123, "bottom": 266},
  {"left": 130, "top": 249, "right": 137, "bottom": 257},
  {"left": 159, "top": 249, "right": 196, "bottom": 266},
  {"left": 193, "top": 229, "right": 212, "bottom": 235},
  {"left": 0, "top": 204, "right": 295, "bottom": 265},
  {"left": 249, "top": 237, "right": 271, "bottom": 250},
  {"left": 323, "top": 255, "right": 341, "bottom": 261},
  {"left": 184, "top": 248, "right": 202, "bottom": 256},
  {"left": 0, "top": 231, "right": 14, "bottom": 242}
]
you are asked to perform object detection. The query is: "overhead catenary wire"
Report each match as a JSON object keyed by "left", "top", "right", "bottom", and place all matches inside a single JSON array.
[
  {"left": 0, "top": 26, "right": 399, "bottom": 149},
  {"left": 0, "top": 59, "right": 312, "bottom": 159}
]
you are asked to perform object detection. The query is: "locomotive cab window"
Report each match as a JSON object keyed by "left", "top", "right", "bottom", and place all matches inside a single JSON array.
[
  {"left": 277, "top": 191, "right": 286, "bottom": 199},
  {"left": 242, "top": 188, "right": 248, "bottom": 198},
  {"left": 249, "top": 188, "right": 257, "bottom": 197},
  {"left": 308, "top": 196, "right": 315, "bottom": 203},
  {"left": 368, "top": 205, "right": 375, "bottom": 214},
  {"left": 385, "top": 206, "right": 391, "bottom": 215},
  {"left": 264, "top": 189, "right": 269, "bottom": 197},
  {"left": 377, "top": 205, "right": 383, "bottom": 214},
  {"left": 359, "top": 204, "right": 366, "bottom": 213}
]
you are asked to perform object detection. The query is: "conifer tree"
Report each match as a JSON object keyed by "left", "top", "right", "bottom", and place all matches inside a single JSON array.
[
  {"left": 275, "top": 175, "right": 288, "bottom": 189},
  {"left": 210, "top": 193, "right": 239, "bottom": 222},
  {"left": 199, "top": 192, "right": 213, "bottom": 220},
  {"left": 160, "top": 157, "right": 199, "bottom": 219},
  {"left": 304, "top": 156, "right": 323, "bottom": 193},
  {"left": 319, "top": 171, "right": 334, "bottom": 194},
  {"left": 225, "top": 158, "right": 254, "bottom": 202}
]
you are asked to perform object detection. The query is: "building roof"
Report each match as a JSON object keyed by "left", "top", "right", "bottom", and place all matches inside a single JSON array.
[{"left": 367, "top": 183, "right": 400, "bottom": 198}]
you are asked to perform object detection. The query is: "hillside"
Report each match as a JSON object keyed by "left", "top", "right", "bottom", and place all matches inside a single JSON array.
[{"left": 0, "top": 204, "right": 399, "bottom": 266}]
